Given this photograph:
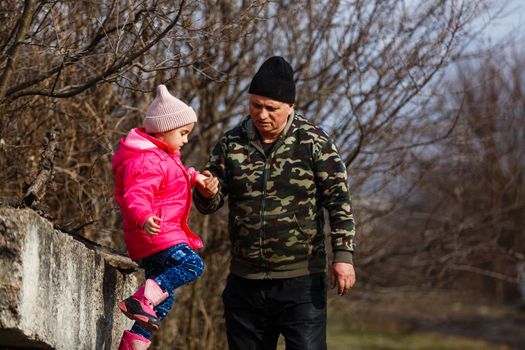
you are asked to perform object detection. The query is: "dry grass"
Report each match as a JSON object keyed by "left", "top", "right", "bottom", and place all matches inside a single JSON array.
[{"left": 323, "top": 287, "right": 525, "bottom": 350}]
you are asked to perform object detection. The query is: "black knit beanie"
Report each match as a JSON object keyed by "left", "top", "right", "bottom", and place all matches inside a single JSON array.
[{"left": 248, "top": 56, "right": 295, "bottom": 103}]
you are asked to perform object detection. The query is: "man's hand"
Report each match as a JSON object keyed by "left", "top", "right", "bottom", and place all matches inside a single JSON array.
[
  {"left": 195, "top": 170, "right": 219, "bottom": 198},
  {"left": 144, "top": 216, "right": 161, "bottom": 235},
  {"left": 330, "top": 262, "right": 356, "bottom": 296}
]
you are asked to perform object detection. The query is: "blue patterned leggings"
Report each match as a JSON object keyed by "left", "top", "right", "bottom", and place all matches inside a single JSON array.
[{"left": 130, "top": 243, "right": 204, "bottom": 339}]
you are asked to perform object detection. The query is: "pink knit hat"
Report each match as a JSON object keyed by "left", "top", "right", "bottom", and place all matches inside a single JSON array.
[{"left": 143, "top": 85, "right": 197, "bottom": 133}]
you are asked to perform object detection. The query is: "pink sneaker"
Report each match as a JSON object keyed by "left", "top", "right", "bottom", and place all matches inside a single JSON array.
[
  {"left": 119, "top": 279, "right": 168, "bottom": 330},
  {"left": 118, "top": 330, "right": 151, "bottom": 350}
]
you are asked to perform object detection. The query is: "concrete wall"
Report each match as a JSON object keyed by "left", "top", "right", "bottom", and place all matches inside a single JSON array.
[{"left": 0, "top": 207, "right": 139, "bottom": 349}]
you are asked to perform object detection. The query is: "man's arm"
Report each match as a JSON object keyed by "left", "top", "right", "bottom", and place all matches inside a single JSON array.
[
  {"left": 314, "top": 138, "right": 356, "bottom": 261},
  {"left": 314, "top": 136, "right": 356, "bottom": 294}
]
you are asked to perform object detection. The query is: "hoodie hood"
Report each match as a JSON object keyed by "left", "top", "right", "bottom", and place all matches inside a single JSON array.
[
  {"left": 112, "top": 128, "right": 177, "bottom": 173},
  {"left": 123, "top": 127, "right": 158, "bottom": 150}
]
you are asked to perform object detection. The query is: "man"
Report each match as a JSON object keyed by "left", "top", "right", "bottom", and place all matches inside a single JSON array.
[{"left": 195, "top": 56, "right": 356, "bottom": 350}]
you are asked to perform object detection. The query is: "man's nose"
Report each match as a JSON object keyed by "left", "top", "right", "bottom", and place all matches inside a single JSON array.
[{"left": 259, "top": 108, "right": 269, "bottom": 120}]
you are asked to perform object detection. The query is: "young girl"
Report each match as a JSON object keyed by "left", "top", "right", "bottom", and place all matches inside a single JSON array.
[{"left": 112, "top": 85, "right": 209, "bottom": 350}]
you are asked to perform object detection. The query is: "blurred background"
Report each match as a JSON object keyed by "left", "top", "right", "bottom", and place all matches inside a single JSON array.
[{"left": 1, "top": 1, "right": 524, "bottom": 349}]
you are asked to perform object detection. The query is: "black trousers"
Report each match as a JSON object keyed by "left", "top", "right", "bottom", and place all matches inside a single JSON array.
[{"left": 222, "top": 273, "right": 327, "bottom": 350}]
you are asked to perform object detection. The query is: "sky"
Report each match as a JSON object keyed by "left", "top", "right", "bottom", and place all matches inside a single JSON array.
[{"left": 476, "top": 0, "right": 524, "bottom": 43}]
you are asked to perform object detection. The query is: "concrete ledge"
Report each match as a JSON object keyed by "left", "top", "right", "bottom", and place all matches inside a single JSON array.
[{"left": 0, "top": 207, "right": 139, "bottom": 349}]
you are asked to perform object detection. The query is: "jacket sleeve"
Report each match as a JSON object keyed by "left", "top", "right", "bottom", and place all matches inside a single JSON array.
[
  {"left": 314, "top": 137, "right": 356, "bottom": 264},
  {"left": 193, "top": 136, "right": 228, "bottom": 214},
  {"left": 186, "top": 167, "right": 199, "bottom": 187},
  {"left": 122, "top": 156, "right": 163, "bottom": 229}
]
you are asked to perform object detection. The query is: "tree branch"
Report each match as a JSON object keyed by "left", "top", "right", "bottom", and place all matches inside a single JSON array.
[
  {"left": 22, "top": 129, "right": 59, "bottom": 207},
  {"left": 0, "top": 0, "right": 36, "bottom": 103}
]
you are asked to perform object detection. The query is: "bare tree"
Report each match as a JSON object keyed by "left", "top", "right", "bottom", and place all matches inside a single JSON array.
[
  {"left": 361, "top": 44, "right": 525, "bottom": 302},
  {"left": 0, "top": 0, "right": 491, "bottom": 348}
]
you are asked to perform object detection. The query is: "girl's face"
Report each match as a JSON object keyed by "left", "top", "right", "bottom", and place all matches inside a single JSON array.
[{"left": 157, "top": 123, "right": 195, "bottom": 151}]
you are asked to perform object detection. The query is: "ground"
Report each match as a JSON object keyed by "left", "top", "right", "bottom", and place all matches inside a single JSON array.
[{"left": 277, "top": 287, "right": 525, "bottom": 350}]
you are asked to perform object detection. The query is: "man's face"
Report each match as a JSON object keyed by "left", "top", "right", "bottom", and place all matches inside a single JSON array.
[{"left": 249, "top": 94, "right": 293, "bottom": 141}]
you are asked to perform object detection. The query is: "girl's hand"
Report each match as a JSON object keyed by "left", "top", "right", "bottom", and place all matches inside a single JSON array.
[
  {"left": 195, "top": 170, "right": 219, "bottom": 198},
  {"left": 144, "top": 215, "right": 161, "bottom": 235}
]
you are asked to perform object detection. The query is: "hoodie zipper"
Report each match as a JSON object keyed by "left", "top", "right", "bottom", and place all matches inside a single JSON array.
[
  {"left": 172, "top": 155, "right": 192, "bottom": 224},
  {"left": 261, "top": 160, "right": 270, "bottom": 277},
  {"left": 251, "top": 137, "right": 284, "bottom": 279}
]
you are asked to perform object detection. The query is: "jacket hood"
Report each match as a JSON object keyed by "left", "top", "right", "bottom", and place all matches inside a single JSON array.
[{"left": 112, "top": 128, "right": 176, "bottom": 172}]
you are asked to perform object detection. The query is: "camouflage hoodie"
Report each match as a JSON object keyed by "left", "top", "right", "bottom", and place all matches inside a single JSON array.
[{"left": 194, "top": 113, "right": 355, "bottom": 279}]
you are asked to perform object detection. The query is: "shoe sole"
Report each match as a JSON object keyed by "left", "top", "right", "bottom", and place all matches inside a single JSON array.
[{"left": 119, "top": 298, "right": 161, "bottom": 331}]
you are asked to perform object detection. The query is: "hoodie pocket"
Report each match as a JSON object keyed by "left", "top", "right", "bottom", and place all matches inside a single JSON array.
[
  {"left": 231, "top": 215, "right": 261, "bottom": 260},
  {"left": 293, "top": 212, "right": 317, "bottom": 241},
  {"left": 263, "top": 210, "right": 318, "bottom": 260}
]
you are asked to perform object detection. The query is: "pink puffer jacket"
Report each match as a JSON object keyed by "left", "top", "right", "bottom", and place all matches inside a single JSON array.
[{"left": 112, "top": 128, "right": 204, "bottom": 260}]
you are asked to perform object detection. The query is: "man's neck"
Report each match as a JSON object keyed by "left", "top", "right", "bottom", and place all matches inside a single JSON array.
[
  {"left": 259, "top": 134, "right": 279, "bottom": 143},
  {"left": 257, "top": 122, "right": 288, "bottom": 143}
]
